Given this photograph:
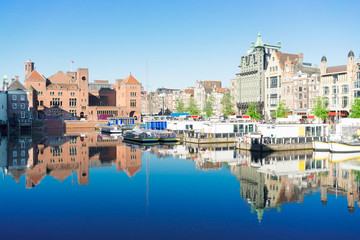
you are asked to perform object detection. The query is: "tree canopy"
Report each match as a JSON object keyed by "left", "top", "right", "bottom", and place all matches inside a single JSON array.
[
  {"left": 275, "top": 101, "right": 289, "bottom": 118},
  {"left": 204, "top": 95, "right": 215, "bottom": 117},
  {"left": 187, "top": 98, "right": 201, "bottom": 115},
  {"left": 175, "top": 99, "right": 186, "bottom": 113},
  {"left": 311, "top": 97, "right": 330, "bottom": 121},
  {"left": 350, "top": 97, "right": 360, "bottom": 118},
  {"left": 245, "top": 102, "right": 262, "bottom": 120},
  {"left": 221, "top": 92, "right": 235, "bottom": 116}
]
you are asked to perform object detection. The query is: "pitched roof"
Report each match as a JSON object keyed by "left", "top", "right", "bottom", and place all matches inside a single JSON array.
[
  {"left": 122, "top": 74, "right": 140, "bottom": 84},
  {"left": 123, "top": 167, "right": 141, "bottom": 178},
  {"left": 47, "top": 83, "right": 79, "bottom": 90},
  {"left": 48, "top": 71, "right": 73, "bottom": 83},
  {"left": 184, "top": 88, "right": 194, "bottom": 96},
  {"left": 26, "top": 70, "right": 45, "bottom": 80},
  {"left": 326, "top": 65, "right": 347, "bottom": 74},
  {"left": 275, "top": 52, "right": 299, "bottom": 69},
  {"left": 8, "top": 80, "right": 27, "bottom": 91},
  {"left": 216, "top": 88, "right": 229, "bottom": 93}
]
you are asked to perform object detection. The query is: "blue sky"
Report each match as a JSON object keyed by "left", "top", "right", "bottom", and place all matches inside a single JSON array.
[{"left": 0, "top": 0, "right": 359, "bottom": 90}]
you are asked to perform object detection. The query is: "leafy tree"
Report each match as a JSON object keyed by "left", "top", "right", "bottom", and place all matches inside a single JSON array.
[
  {"left": 275, "top": 101, "right": 289, "bottom": 118},
  {"left": 221, "top": 92, "right": 235, "bottom": 116},
  {"left": 311, "top": 97, "right": 330, "bottom": 121},
  {"left": 245, "top": 102, "right": 262, "bottom": 120},
  {"left": 350, "top": 97, "right": 360, "bottom": 118},
  {"left": 204, "top": 95, "right": 215, "bottom": 117},
  {"left": 187, "top": 97, "right": 201, "bottom": 115},
  {"left": 175, "top": 99, "right": 186, "bottom": 113}
]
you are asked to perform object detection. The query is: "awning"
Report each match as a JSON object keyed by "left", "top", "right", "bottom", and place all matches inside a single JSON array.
[
  {"left": 328, "top": 112, "right": 345, "bottom": 116},
  {"left": 308, "top": 115, "right": 315, "bottom": 119},
  {"left": 242, "top": 115, "right": 250, "bottom": 119}
]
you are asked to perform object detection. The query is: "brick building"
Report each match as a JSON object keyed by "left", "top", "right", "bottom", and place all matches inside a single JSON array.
[{"left": 23, "top": 61, "right": 142, "bottom": 122}]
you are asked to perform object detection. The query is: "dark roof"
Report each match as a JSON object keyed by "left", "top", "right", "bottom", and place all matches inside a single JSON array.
[
  {"left": 326, "top": 65, "right": 347, "bottom": 73},
  {"left": 8, "top": 80, "right": 27, "bottom": 91},
  {"left": 348, "top": 50, "right": 354, "bottom": 58},
  {"left": 321, "top": 56, "right": 327, "bottom": 62}
]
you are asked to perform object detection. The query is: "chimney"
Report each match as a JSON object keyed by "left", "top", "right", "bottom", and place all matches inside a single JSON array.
[{"left": 15, "top": 76, "right": 19, "bottom": 81}]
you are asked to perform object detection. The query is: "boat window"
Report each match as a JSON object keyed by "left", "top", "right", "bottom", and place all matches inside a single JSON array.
[
  {"left": 316, "top": 127, "right": 321, "bottom": 136},
  {"left": 234, "top": 124, "right": 238, "bottom": 133},
  {"left": 245, "top": 125, "right": 248, "bottom": 133},
  {"left": 305, "top": 127, "right": 311, "bottom": 136},
  {"left": 239, "top": 124, "right": 244, "bottom": 133},
  {"left": 249, "top": 124, "right": 254, "bottom": 132}
]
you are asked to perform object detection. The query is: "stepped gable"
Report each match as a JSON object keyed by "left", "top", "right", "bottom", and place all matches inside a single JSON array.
[
  {"left": 48, "top": 71, "right": 74, "bottom": 84},
  {"left": 275, "top": 52, "right": 299, "bottom": 69}
]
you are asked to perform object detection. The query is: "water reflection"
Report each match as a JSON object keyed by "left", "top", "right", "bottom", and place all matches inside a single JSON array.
[
  {"left": 1, "top": 133, "right": 143, "bottom": 187},
  {"left": 1, "top": 134, "right": 360, "bottom": 221}
]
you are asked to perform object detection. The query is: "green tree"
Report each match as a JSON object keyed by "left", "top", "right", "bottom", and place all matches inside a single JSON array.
[
  {"left": 187, "top": 98, "right": 201, "bottom": 115},
  {"left": 245, "top": 102, "right": 262, "bottom": 120},
  {"left": 204, "top": 95, "right": 215, "bottom": 117},
  {"left": 275, "top": 101, "right": 289, "bottom": 118},
  {"left": 221, "top": 92, "right": 235, "bottom": 116},
  {"left": 311, "top": 97, "right": 330, "bottom": 121},
  {"left": 350, "top": 97, "right": 360, "bottom": 118},
  {"left": 175, "top": 99, "right": 186, "bottom": 113}
]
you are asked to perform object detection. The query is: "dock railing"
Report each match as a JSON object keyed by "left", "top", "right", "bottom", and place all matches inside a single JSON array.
[{"left": 247, "top": 136, "right": 327, "bottom": 145}]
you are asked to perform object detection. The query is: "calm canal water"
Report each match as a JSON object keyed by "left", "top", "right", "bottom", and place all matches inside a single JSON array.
[{"left": 0, "top": 132, "right": 360, "bottom": 239}]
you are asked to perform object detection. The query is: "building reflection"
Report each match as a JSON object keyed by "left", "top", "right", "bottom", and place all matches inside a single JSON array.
[
  {"left": 0, "top": 132, "right": 142, "bottom": 187},
  {"left": 2, "top": 137, "right": 360, "bottom": 219}
]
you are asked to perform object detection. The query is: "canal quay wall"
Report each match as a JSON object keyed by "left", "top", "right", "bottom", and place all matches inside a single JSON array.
[{"left": 64, "top": 120, "right": 106, "bottom": 132}]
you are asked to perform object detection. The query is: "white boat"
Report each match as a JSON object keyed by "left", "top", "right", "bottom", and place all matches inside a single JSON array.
[
  {"left": 312, "top": 141, "right": 330, "bottom": 151},
  {"left": 329, "top": 152, "right": 360, "bottom": 162},
  {"left": 313, "top": 151, "right": 330, "bottom": 161},
  {"left": 100, "top": 125, "right": 123, "bottom": 134},
  {"left": 330, "top": 141, "right": 360, "bottom": 153}
]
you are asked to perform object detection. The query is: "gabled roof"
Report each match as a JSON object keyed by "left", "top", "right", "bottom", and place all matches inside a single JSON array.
[
  {"left": 122, "top": 74, "right": 140, "bottom": 84},
  {"left": 123, "top": 167, "right": 141, "bottom": 178},
  {"left": 8, "top": 80, "right": 27, "bottom": 91},
  {"left": 26, "top": 70, "right": 45, "bottom": 80}
]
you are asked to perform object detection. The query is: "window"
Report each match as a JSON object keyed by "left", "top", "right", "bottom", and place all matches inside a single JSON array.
[
  {"left": 21, "top": 150, "right": 25, "bottom": 157},
  {"left": 12, "top": 103, "right": 17, "bottom": 109},
  {"left": 58, "top": 92, "right": 63, "bottom": 96},
  {"left": 70, "top": 110, "right": 77, "bottom": 117},
  {"left": 12, "top": 95, "right": 17, "bottom": 101},
  {"left": 332, "top": 97, "right": 337, "bottom": 105},
  {"left": 13, "top": 151, "right": 17, "bottom": 157},
  {"left": 50, "top": 98, "right": 62, "bottom": 107},
  {"left": 71, "top": 92, "right": 75, "bottom": 96},
  {"left": 324, "top": 98, "right": 329, "bottom": 107},
  {"left": 333, "top": 86, "right": 338, "bottom": 94},
  {"left": 323, "top": 87, "right": 329, "bottom": 95},
  {"left": 130, "top": 99, "right": 137, "bottom": 107},
  {"left": 40, "top": 100, "right": 43, "bottom": 106},
  {"left": 50, "top": 92, "right": 54, "bottom": 96},
  {"left": 37, "top": 91, "right": 43, "bottom": 95},
  {"left": 13, "top": 159, "right": 17, "bottom": 165},
  {"left": 130, "top": 92, "right": 137, "bottom": 97},
  {"left": 299, "top": 87, "right": 302, "bottom": 92},
  {"left": 21, "top": 95, "right": 25, "bottom": 101},
  {"left": 333, "top": 74, "right": 338, "bottom": 83},
  {"left": 21, "top": 159, "right": 25, "bottom": 165},
  {"left": 69, "top": 98, "right": 77, "bottom": 107},
  {"left": 270, "top": 77, "right": 277, "bottom": 88},
  {"left": 342, "top": 85, "right": 349, "bottom": 94},
  {"left": 342, "top": 96, "right": 348, "bottom": 108},
  {"left": 21, "top": 111, "right": 25, "bottom": 118},
  {"left": 20, "top": 103, "right": 25, "bottom": 109},
  {"left": 355, "top": 91, "right": 360, "bottom": 98}
]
